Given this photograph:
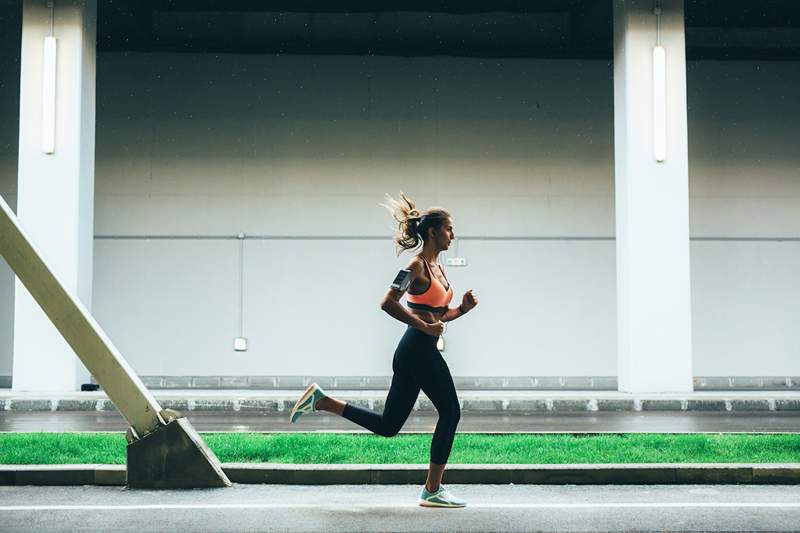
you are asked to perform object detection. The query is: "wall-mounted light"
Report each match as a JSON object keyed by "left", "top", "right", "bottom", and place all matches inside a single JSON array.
[
  {"left": 653, "top": 2, "right": 666, "bottom": 162},
  {"left": 41, "top": 35, "right": 57, "bottom": 154},
  {"left": 41, "top": 1, "right": 56, "bottom": 154}
]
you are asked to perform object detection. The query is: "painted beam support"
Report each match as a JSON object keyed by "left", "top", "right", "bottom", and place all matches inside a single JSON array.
[
  {"left": 0, "top": 193, "right": 163, "bottom": 436},
  {"left": 13, "top": 0, "right": 96, "bottom": 391},
  {"left": 613, "top": 0, "right": 693, "bottom": 393},
  {"left": 0, "top": 194, "right": 231, "bottom": 488}
]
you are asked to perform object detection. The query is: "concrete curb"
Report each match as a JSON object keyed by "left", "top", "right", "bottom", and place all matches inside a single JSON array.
[
  {"left": 1, "top": 463, "right": 799, "bottom": 486},
  {"left": 3, "top": 392, "right": 800, "bottom": 413},
  {"left": 0, "top": 465, "right": 126, "bottom": 486}
]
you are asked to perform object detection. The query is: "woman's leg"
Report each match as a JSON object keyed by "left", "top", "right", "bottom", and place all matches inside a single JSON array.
[
  {"left": 335, "top": 371, "right": 419, "bottom": 437},
  {"left": 314, "top": 396, "right": 345, "bottom": 416},
  {"left": 322, "top": 328, "right": 423, "bottom": 436},
  {"left": 414, "top": 352, "right": 461, "bottom": 492}
]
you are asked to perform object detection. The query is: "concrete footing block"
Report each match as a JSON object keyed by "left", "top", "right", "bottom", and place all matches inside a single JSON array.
[{"left": 126, "top": 417, "right": 231, "bottom": 489}]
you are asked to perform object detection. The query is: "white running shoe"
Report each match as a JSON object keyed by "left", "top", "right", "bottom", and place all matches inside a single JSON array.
[
  {"left": 289, "top": 382, "right": 327, "bottom": 423},
  {"left": 418, "top": 485, "right": 467, "bottom": 508}
]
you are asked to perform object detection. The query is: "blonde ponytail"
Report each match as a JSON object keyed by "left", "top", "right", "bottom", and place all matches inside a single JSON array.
[
  {"left": 381, "top": 192, "right": 422, "bottom": 253},
  {"left": 381, "top": 192, "right": 451, "bottom": 255}
]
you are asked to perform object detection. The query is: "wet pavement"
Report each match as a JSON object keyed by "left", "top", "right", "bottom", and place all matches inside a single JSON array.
[
  {"left": 3, "top": 484, "right": 800, "bottom": 532},
  {"left": 1, "top": 410, "right": 798, "bottom": 433}
]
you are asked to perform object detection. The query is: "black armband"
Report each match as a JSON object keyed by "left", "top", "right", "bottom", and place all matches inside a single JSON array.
[{"left": 390, "top": 269, "right": 412, "bottom": 292}]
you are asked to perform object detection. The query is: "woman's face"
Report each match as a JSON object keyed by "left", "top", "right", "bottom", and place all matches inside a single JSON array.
[{"left": 429, "top": 217, "right": 455, "bottom": 251}]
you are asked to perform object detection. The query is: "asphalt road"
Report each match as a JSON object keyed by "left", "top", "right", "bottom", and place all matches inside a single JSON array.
[
  {"left": 2, "top": 410, "right": 799, "bottom": 433},
  {"left": 1, "top": 484, "right": 799, "bottom": 532}
]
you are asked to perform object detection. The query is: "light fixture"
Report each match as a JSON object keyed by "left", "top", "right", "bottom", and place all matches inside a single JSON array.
[
  {"left": 653, "top": 1, "right": 666, "bottom": 162},
  {"left": 41, "top": 1, "right": 56, "bottom": 154}
]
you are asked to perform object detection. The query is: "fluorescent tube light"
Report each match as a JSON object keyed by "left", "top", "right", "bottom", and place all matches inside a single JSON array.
[
  {"left": 652, "top": 45, "right": 666, "bottom": 162},
  {"left": 41, "top": 36, "right": 57, "bottom": 154}
]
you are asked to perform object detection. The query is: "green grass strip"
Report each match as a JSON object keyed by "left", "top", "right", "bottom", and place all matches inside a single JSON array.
[{"left": 1, "top": 433, "right": 799, "bottom": 465}]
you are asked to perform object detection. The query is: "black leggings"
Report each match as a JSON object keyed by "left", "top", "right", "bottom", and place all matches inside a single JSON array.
[{"left": 341, "top": 326, "right": 461, "bottom": 464}]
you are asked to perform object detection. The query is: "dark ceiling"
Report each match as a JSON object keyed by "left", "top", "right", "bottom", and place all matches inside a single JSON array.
[{"left": 7, "top": 0, "right": 800, "bottom": 59}]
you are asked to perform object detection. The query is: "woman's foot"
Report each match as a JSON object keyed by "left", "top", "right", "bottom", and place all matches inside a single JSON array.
[
  {"left": 289, "top": 383, "right": 327, "bottom": 423},
  {"left": 418, "top": 485, "right": 467, "bottom": 508}
]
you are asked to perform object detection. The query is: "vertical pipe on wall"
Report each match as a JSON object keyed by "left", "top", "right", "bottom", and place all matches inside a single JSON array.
[{"left": 238, "top": 234, "right": 244, "bottom": 339}]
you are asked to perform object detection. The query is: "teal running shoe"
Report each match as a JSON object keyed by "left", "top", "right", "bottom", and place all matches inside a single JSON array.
[
  {"left": 289, "top": 383, "right": 327, "bottom": 423},
  {"left": 418, "top": 485, "right": 467, "bottom": 508}
]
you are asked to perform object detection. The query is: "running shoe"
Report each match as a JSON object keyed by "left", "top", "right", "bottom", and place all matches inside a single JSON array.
[
  {"left": 418, "top": 485, "right": 467, "bottom": 508},
  {"left": 289, "top": 382, "right": 327, "bottom": 423}
]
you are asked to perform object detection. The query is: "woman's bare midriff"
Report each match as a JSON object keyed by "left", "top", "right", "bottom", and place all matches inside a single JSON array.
[{"left": 409, "top": 308, "right": 444, "bottom": 325}]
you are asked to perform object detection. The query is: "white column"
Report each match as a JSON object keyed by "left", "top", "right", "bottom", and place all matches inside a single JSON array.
[
  {"left": 13, "top": 0, "right": 96, "bottom": 391},
  {"left": 613, "top": 0, "right": 693, "bottom": 393}
]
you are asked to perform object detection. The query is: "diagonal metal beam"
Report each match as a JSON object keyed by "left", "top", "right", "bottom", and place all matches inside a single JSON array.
[
  {"left": 0, "top": 194, "right": 162, "bottom": 436},
  {"left": 1, "top": 193, "right": 231, "bottom": 487}
]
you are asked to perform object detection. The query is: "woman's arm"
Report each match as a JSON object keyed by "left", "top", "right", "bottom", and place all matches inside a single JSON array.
[
  {"left": 380, "top": 293, "right": 430, "bottom": 330},
  {"left": 441, "top": 304, "right": 467, "bottom": 323},
  {"left": 441, "top": 289, "right": 478, "bottom": 322},
  {"left": 379, "top": 259, "right": 437, "bottom": 332}
]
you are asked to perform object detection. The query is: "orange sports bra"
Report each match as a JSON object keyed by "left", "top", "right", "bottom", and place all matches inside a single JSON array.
[{"left": 407, "top": 257, "right": 454, "bottom": 313}]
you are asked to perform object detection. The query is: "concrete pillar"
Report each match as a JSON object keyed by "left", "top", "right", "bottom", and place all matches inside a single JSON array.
[
  {"left": 613, "top": 0, "right": 693, "bottom": 393},
  {"left": 12, "top": 0, "right": 96, "bottom": 391}
]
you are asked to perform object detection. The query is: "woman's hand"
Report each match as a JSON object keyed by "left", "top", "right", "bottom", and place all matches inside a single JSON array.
[
  {"left": 422, "top": 321, "right": 445, "bottom": 337},
  {"left": 461, "top": 289, "right": 478, "bottom": 313}
]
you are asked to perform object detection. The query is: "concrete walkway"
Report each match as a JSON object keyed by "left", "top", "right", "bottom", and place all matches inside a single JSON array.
[
  {"left": 3, "top": 484, "right": 800, "bottom": 532},
  {"left": 3, "top": 389, "right": 800, "bottom": 413},
  {"left": 4, "top": 463, "right": 800, "bottom": 486},
  {"left": 3, "top": 410, "right": 800, "bottom": 433}
]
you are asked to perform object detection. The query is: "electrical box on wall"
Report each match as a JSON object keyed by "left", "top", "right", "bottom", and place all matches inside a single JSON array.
[
  {"left": 446, "top": 257, "right": 467, "bottom": 267},
  {"left": 233, "top": 337, "right": 248, "bottom": 351}
]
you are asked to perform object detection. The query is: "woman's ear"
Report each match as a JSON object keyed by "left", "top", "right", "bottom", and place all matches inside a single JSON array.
[{"left": 425, "top": 226, "right": 434, "bottom": 241}]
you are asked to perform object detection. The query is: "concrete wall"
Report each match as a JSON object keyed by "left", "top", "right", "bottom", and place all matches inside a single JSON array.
[
  {"left": 91, "top": 52, "right": 800, "bottom": 379},
  {"left": 92, "top": 53, "right": 618, "bottom": 377},
  {"left": 3, "top": 48, "right": 799, "bottom": 382},
  {"left": 687, "top": 61, "right": 800, "bottom": 376}
]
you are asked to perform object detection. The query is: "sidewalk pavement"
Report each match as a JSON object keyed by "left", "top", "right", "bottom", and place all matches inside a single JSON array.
[
  {"left": 3, "top": 390, "right": 800, "bottom": 413},
  {"left": 3, "top": 463, "right": 800, "bottom": 486}
]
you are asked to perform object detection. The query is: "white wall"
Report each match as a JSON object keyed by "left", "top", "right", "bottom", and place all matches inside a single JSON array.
[
  {"left": 5, "top": 50, "right": 798, "bottom": 382},
  {"left": 687, "top": 61, "right": 800, "bottom": 376},
  {"left": 93, "top": 53, "right": 618, "bottom": 377}
]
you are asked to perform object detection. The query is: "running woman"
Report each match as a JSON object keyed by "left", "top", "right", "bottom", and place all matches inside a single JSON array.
[{"left": 289, "top": 192, "right": 478, "bottom": 508}]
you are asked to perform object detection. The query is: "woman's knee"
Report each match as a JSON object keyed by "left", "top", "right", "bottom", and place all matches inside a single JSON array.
[
  {"left": 380, "top": 427, "right": 401, "bottom": 438},
  {"left": 378, "top": 418, "right": 403, "bottom": 438},
  {"left": 439, "top": 402, "right": 461, "bottom": 426}
]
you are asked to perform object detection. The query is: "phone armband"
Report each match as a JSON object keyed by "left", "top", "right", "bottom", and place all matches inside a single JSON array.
[{"left": 390, "top": 269, "right": 412, "bottom": 292}]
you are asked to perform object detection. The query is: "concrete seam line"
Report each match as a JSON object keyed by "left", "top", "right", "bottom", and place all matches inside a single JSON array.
[
  {"left": 4, "top": 502, "right": 800, "bottom": 511},
  {"left": 2, "top": 464, "right": 799, "bottom": 486}
]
